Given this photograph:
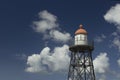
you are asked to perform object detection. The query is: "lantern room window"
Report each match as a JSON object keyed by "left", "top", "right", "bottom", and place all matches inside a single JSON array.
[{"left": 75, "top": 34, "right": 86, "bottom": 41}]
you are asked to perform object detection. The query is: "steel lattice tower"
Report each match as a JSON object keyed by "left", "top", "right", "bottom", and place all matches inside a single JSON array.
[{"left": 68, "top": 25, "right": 95, "bottom": 80}]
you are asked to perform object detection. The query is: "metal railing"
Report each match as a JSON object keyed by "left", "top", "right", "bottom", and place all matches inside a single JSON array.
[{"left": 68, "top": 39, "right": 94, "bottom": 47}]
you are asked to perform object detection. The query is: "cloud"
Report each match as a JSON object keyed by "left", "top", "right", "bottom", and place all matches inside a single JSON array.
[
  {"left": 104, "top": 4, "right": 120, "bottom": 52},
  {"left": 93, "top": 53, "right": 109, "bottom": 73},
  {"left": 93, "top": 53, "right": 110, "bottom": 80},
  {"left": 32, "top": 10, "right": 71, "bottom": 43},
  {"left": 98, "top": 74, "right": 106, "bottom": 80},
  {"left": 112, "top": 37, "right": 120, "bottom": 51},
  {"left": 50, "top": 30, "right": 71, "bottom": 42},
  {"left": 104, "top": 4, "right": 120, "bottom": 26},
  {"left": 25, "top": 44, "right": 70, "bottom": 73},
  {"left": 94, "top": 34, "right": 106, "bottom": 43},
  {"left": 111, "top": 27, "right": 120, "bottom": 52},
  {"left": 26, "top": 47, "right": 110, "bottom": 74},
  {"left": 110, "top": 30, "right": 120, "bottom": 52},
  {"left": 33, "top": 10, "right": 58, "bottom": 33},
  {"left": 117, "top": 58, "right": 120, "bottom": 67}
]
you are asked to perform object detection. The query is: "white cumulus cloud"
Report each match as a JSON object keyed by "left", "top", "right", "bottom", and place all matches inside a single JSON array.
[
  {"left": 93, "top": 53, "right": 109, "bottom": 73},
  {"left": 33, "top": 10, "right": 58, "bottom": 33},
  {"left": 98, "top": 74, "right": 106, "bottom": 80},
  {"left": 38, "top": 10, "right": 57, "bottom": 22},
  {"left": 32, "top": 10, "right": 71, "bottom": 43},
  {"left": 104, "top": 4, "right": 120, "bottom": 26},
  {"left": 50, "top": 30, "right": 71, "bottom": 42},
  {"left": 26, "top": 47, "right": 110, "bottom": 74},
  {"left": 104, "top": 4, "right": 120, "bottom": 52},
  {"left": 25, "top": 44, "right": 70, "bottom": 73}
]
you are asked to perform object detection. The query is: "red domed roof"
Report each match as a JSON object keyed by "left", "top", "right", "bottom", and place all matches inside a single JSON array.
[{"left": 75, "top": 24, "right": 87, "bottom": 35}]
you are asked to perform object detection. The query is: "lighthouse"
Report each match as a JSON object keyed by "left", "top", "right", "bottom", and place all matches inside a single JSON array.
[
  {"left": 68, "top": 24, "right": 95, "bottom": 80},
  {"left": 74, "top": 24, "right": 88, "bottom": 45}
]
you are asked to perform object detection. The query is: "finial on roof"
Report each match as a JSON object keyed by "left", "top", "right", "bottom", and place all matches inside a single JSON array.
[
  {"left": 79, "top": 24, "right": 83, "bottom": 29},
  {"left": 75, "top": 24, "right": 87, "bottom": 35}
]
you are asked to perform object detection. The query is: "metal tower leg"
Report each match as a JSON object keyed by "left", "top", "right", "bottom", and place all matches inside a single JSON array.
[{"left": 68, "top": 50, "right": 95, "bottom": 80}]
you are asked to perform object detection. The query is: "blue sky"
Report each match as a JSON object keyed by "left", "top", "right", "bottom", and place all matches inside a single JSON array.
[{"left": 0, "top": 0, "right": 120, "bottom": 80}]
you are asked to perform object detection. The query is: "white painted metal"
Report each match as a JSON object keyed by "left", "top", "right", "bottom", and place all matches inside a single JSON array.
[{"left": 74, "top": 34, "right": 88, "bottom": 45}]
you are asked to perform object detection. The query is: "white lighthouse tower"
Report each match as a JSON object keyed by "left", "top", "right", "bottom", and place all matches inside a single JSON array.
[
  {"left": 68, "top": 24, "right": 95, "bottom": 80},
  {"left": 74, "top": 24, "right": 88, "bottom": 45}
]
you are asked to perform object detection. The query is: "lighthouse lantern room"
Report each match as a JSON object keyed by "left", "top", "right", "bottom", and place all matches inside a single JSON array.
[{"left": 74, "top": 24, "right": 88, "bottom": 45}]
